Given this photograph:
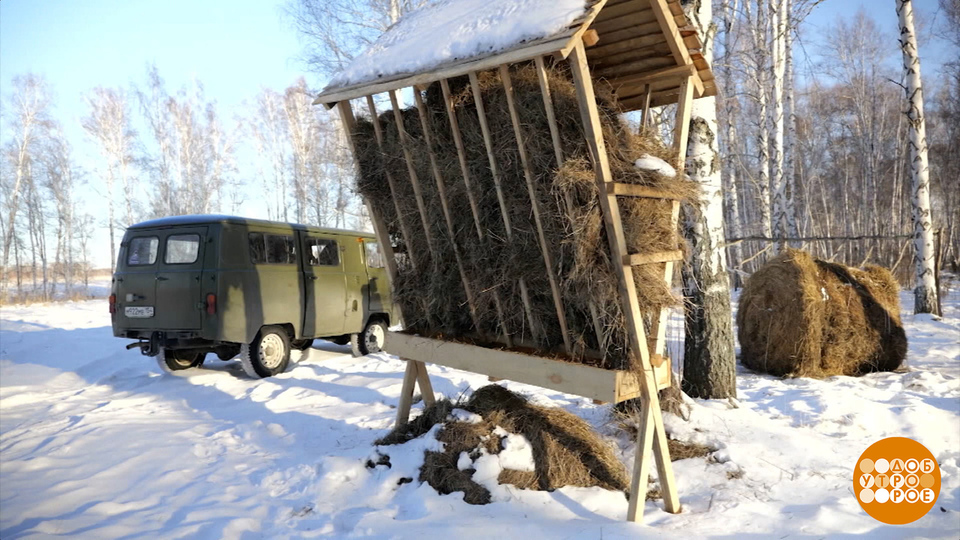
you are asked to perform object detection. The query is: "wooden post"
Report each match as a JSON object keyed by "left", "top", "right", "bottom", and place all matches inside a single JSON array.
[
  {"left": 408, "top": 87, "right": 483, "bottom": 334},
  {"left": 395, "top": 360, "right": 418, "bottom": 426},
  {"left": 388, "top": 90, "right": 437, "bottom": 256},
  {"left": 500, "top": 63, "right": 573, "bottom": 353},
  {"left": 672, "top": 75, "right": 695, "bottom": 168},
  {"left": 567, "top": 40, "right": 679, "bottom": 521},
  {"left": 468, "top": 71, "right": 539, "bottom": 339},
  {"left": 641, "top": 84, "right": 653, "bottom": 129}
]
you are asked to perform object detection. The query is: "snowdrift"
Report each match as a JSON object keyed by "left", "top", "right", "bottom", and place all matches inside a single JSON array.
[
  {"left": 737, "top": 249, "right": 907, "bottom": 377},
  {"left": 353, "top": 64, "right": 697, "bottom": 370}
]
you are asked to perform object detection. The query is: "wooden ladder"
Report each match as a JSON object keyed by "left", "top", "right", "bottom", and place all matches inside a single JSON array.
[{"left": 569, "top": 41, "right": 693, "bottom": 522}]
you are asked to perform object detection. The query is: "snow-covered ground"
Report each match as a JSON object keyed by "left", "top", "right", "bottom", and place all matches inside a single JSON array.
[{"left": 1, "top": 287, "right": 958, "bottom": 539}]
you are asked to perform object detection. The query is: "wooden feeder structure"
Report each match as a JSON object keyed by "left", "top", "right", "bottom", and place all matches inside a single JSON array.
[{"left": 314, "top": 0, "right": 715, "bottom": 523}]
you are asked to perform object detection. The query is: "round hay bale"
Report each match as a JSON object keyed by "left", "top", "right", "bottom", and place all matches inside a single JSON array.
[{"left": 737, "top": 249, "right": 907, "bottom": 378}]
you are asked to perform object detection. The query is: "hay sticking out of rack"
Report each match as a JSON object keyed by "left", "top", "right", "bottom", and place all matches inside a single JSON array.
[{"left": 353, "top": 62, "right": 697, "bottom": 370}]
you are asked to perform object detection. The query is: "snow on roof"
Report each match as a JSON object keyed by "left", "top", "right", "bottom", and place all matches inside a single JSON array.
[{"left": 324, "top": 0, "right": 590, "bottom": 92}]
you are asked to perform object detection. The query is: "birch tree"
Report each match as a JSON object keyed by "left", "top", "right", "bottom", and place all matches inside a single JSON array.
[
  {"left": 896, "top": 0, "right": 939, "bottom": 314},
  {"left": 1, "top": 74, "right": 53, "bottom": 291},
  {"left": 682, "top": 0, "right": 737, "bottom": 399},
  {"left": 769, "top": 0, "right": 789, "bottom": 251}
]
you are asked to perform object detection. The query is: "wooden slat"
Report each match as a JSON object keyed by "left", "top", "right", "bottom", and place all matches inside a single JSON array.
[
  {"left": 437, "top": 79, "right": 512, "bottom": 346},
  {"left": 593, "top": 1, "right": 650, "bottom": 23},
  {"left": 364, "top": 95, "right": 419, "bottom": 274},
  {"left": 611, "top": 62, "right": 698, "bottom": 91},
  {"left": 388, "top": 90, "right": 436, "bottom": 255},
  {"left": 588, "top": 33, "right": 666, "bottom": 58},
  {"left": 607, "top": 183, "right": 682, "bottom": 199},
  {"left": 384, "top": 332, "right": 670, "bottom": 402},
  {"left": 640, "top": 84, "right": 653, "bottom": 127},
  {"left": 439, "top": 80, "right": 484, "bottom": 240},
  {"left": 568, "top": 40, "right": 679, "bottom": 520},
  {"left": 468, "top": 71, "right": 539, "bottom": 339},
  {"left": 500, "top": 64, "right": 573, "bottom": 353},
  {"left": 591, "top": 18, "right": 661, "bottom": 37},
  {"left": 594, "top": 56, "right": 675, "bottom": 79},
  {"left": 650, "top": 201, "right": 681, "bottom": 358},
  {"left": 535, "top": 56, "right": 606, "bottom": 350},
  {"left": 590, "top": 44, "right": 670, "bottom": 69},
  {"left": 623, "top": 249, "right": 683, "bottom": 266}
]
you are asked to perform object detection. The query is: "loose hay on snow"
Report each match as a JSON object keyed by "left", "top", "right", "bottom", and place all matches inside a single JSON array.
[
  {"left": 377, "top": 385, "right": 629, "bottom": 504},
  {"left": 353, "top": 62, "right": 698, "bottom": 370},
  {"left": 737, "top": 249, "right": 907, "bottom": 378}
]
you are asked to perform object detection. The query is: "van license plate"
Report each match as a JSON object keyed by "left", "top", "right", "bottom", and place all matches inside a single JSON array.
[{"left": 125, "top": 306, "right": 154, "bottom": 318}]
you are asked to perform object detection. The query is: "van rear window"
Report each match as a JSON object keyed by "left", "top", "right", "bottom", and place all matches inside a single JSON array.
[
  {"left": 249, "top": 233, "right": 296, "bottom": 265},
  {"left": 127, "top": 237, "right": 158, "bottom": 266},
  {"left": 364, "top": 241, "right": 384, "bottom": 269},
  {"left": 165, "top": 234, "right": 200, "bottom": 264}
]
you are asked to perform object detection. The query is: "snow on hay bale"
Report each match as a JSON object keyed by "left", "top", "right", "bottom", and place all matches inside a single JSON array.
[
  {"left": 737, "top": 249, "right": 907, "bottom": 378},
  {"left": 353, "top": 64, "right": 697, "bottom": 369},
  {"left": 376, "top": 385, "right": 629, "bottom": 504}
]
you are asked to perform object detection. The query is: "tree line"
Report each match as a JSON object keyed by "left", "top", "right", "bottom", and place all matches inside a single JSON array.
[{"left": 0, "top": 67, "right": 362, "bottom": 301}]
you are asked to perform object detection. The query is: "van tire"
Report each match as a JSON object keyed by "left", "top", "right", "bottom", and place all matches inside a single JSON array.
[
  {"left": 291, "top": 339, "right": 314, "bottom": 351},
  {"left": 240, "top": 326, "right": 291, "bottom": 378},
  {"left": 157, "top": 349, "right": 205, "bottom": 373},
  {"left": 358, "top": 318, "right": 387, "bottom": 356}
]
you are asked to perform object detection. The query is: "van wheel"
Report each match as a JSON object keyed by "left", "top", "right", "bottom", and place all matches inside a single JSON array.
[
  {"left": 291, "top": 339, "right": 314, "bottom": 351},
  {"left": 358, "top": 319, "right": 387, "bottom": 355},
  {"left": 157, "top": 349, "right": 205, "bottom": 373},
  {"left": 240, "top": 326, "right": 291, "bottom": 378}
]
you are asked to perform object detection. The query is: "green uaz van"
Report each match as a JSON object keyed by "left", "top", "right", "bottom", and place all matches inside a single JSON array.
[{"left": 111, "top": 215, "right": 398, "bottom": 378}]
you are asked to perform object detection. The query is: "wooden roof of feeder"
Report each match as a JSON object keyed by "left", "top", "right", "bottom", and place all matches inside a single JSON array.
[{"left": 313, "top": 0, "right": 716, "bottom": 110}]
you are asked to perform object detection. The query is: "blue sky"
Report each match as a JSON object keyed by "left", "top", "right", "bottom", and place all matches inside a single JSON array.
[{"left": 0, "top": 0, "right": 953, "bottom": 268}]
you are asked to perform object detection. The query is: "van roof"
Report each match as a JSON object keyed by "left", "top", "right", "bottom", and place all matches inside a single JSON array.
[{"left": 127, "top": 214, "right": 374, "bottom": 238}]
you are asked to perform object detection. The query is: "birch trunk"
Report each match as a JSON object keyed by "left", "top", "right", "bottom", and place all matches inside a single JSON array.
[
  {"left": 721, "top": 0, "right": 743, "bottom": 287},
  {"left": 682, "top": 0, "right": 737, "bottom": 399},
  {"left": 896, "top": 0, "right": 940, "bottom": 314},
  {"left": 769, "top": 0, "right": 788, "bottom": 252},
  {"left": 746, "top": 0, "right": 772, "bottom": 239},
  {"left": 784, "top": 0, "right": 799, "bottom": 240}
]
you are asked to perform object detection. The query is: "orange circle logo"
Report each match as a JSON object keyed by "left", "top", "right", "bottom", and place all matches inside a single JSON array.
[{"left": 854, "top": 437, "right": 941, "bottom": 524}]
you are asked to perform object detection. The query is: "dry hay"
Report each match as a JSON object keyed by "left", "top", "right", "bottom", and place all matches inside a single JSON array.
[
  {"left": 737, "top": 249, "right": 907, "bottom": 378},
  {"left": 352, "top": 62, "right": 697, "bottom": 370},
  {"left": 377, "top": 385, "right": 629, "bottom": 504}
]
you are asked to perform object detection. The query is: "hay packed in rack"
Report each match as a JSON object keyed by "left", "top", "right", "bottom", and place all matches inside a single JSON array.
[
  {"left": 352, "top": 63, "right": 697, "bottom": 371},
  {"left": 737, "top": 249, "right": 907, "bottom": 378}
]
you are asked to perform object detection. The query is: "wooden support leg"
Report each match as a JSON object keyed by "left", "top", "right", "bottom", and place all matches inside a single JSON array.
[
  {"left": 395, "top": 360, "right": 418, "bottom": 426},
  {"left": 627, "top": 392, "right": 656, "bottom": 522},
  {"left": 414, "top": 361, "right": 436, "bottom": 406}
]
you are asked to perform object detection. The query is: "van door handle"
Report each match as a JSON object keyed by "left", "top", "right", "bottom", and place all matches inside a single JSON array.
[
  {"left": 308, "top": 275, "right": 318, "bottom": 281},
  {"left": 156, "top": 276, "right": 169, "bottom": 281}
]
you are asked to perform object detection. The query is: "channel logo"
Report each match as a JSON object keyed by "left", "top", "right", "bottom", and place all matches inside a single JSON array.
[{"left": 854, "top": 437, "right": 941, "bottom": 524}]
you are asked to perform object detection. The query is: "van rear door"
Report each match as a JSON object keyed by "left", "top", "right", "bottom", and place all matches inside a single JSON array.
[
  {"left": 153, "top": 227, "right": 207, "bottom": 330},
  {"left": 116, "top": 233, "right": 161, "bottom": 327}
]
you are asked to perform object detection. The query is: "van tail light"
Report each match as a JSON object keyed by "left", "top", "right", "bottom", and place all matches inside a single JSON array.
[
  {"left": 206, "top": 293, "right": 217, "bottom": 315},
  {"left": 109, "top": 294, "right": 117, "bottom": 314}
]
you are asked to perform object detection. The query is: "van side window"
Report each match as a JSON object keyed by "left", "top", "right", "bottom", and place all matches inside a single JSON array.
[
  {"left": 165, "top": 234, "right": 200, "bottom": 264},
  {"left": 364, "top": 241, "right": 384, "bottom": 269},
  {"left": 266, "top": 234, "right": 296, "bottom": 264},
  {"left": 249, "top": 233, "right": 266, "bottom": 264},
  {"left": 306, "top": 238, "right": 339, "bottom": 266},
  {"left": 127, "top": 237, "right": 158, "bottom": 266}
]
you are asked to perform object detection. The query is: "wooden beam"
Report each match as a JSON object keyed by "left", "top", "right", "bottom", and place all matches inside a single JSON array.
[
  {"left": 649, "top": 0, "right": 698, "bottom": 87},
  {"left": 640, "top": 84, "right": 652, "bottom": 128},
  {"left": 568, "top": 40, "right": 679, "bottom": 520},
  {"left": 364, "top": 95, "right": 419, "bottom": 274},
  {"left": 388, "top": 90, "right": 436, "bottom": 256},
  {"left": 583, "top": 29, "right": 600, "bottom": 47},
  {"left": 623, "top": 249, "right": 683, "bottom": 266},
  {"left": 395, "top": 359, "right": 418, "bottom": 425},
  {"left": 612, "top": 62, "right": 698, "bottom": 91},
  {"left": 500, "top": 64, "right": 573, "bottom": 354},
  {"left": 468, "top": 71, "right": 539, "bottom": 340},
  {"left": 594, "top": 56, "right": 676, "bottom": 79},
  {"left": 409, "top": 87, "right": 483, "bottom": 334},
  {"left": 384, "top": 332, "right": 670, "bottom": 403},
  {"left": 672, "top": 75, "right": 695, "bottom": 167},
  {"left": 589, "top": 32, "right": 664, "bottom": 57},
  {"left": 607, "top": 183, "right": 683, "bottom": 200},
  {"left": 650, "top": 201, "right": 681, "bottom": 358},
  {"left": 414, "top": 361, "right": 436, "bottom": 406}
]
